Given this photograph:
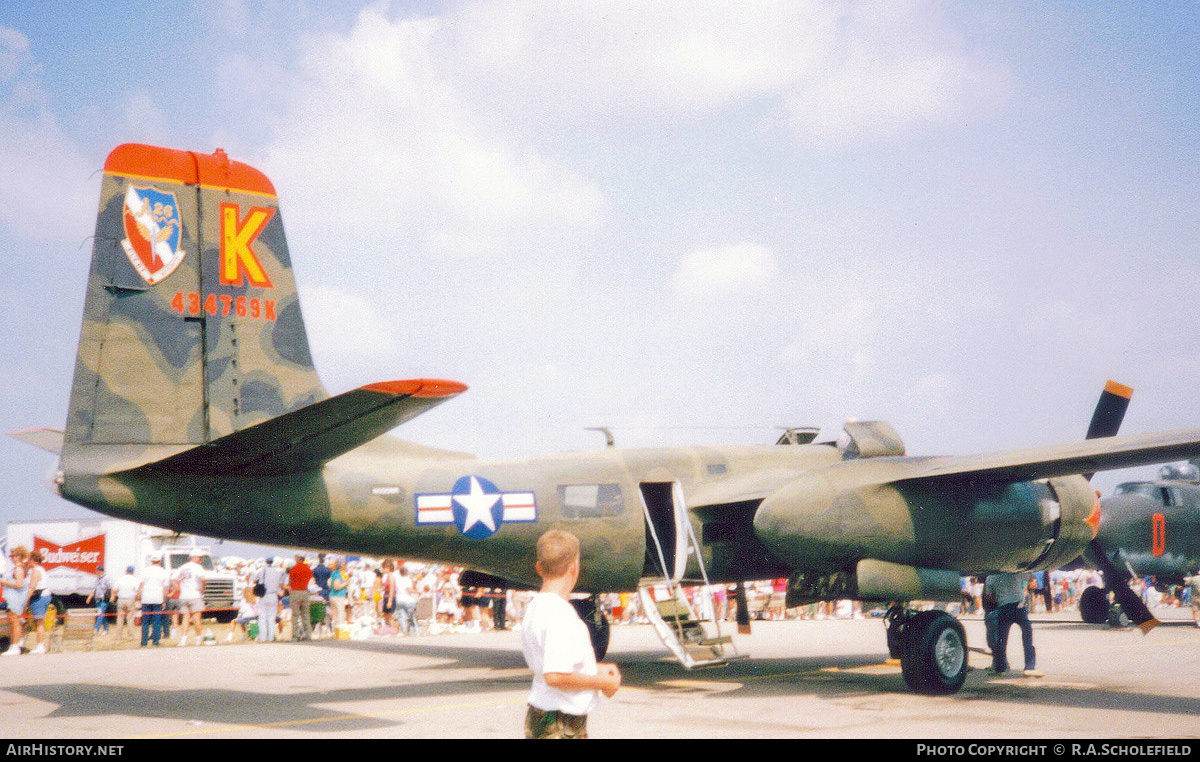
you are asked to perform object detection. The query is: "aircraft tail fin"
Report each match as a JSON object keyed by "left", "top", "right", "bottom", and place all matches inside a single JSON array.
[{"left": 62, "top": 144, "right": 327, "bottom": 470}]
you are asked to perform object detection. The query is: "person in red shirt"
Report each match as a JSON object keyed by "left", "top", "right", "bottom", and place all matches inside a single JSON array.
[{"left": 288, "top": 554, "right": 314, "bottom": 641}]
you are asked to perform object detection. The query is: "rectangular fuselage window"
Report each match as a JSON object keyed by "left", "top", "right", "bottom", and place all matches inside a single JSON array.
[{"left": 559, "top": 484, "right": 624, "bottom": 519}]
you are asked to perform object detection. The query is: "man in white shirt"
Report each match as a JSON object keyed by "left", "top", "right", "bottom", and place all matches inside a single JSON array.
[
  {"left": 113, "top": 565, "right": 140, "bottom": 640},
  {"left": 521, "top": 530, "right": 620, "bottom": 739},
  {"left": 138, "top": 554, "right": 170, "bottom": 647},
  {"left": 985, "top": 572, "right": 1042, "bottom": 677},
  {"left": 255, "top": 558, "right": 287, "bottom": 642},
  {"left": 1185, "top": 573, "right": 1200, "bottom": 627},
  {"left": 173, "top": 552, "right": 207, "bottom": 646},
  {"left": 395, "top": 565, "right": 417, "bottom": 634}
]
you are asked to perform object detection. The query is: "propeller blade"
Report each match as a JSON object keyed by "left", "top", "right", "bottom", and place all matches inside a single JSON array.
[
  {"left": 1084, "top": 380, "right": 1133, "bottom": 479},
  {"left": 1086, "top": 380, "right": 1133, "bottom": 439},
  {"left": 1084, "top": 538, "right": 1159, "bottom": 633},
  {"left": 1082, "top": 380, "right": 1158, "bottom": 631}
]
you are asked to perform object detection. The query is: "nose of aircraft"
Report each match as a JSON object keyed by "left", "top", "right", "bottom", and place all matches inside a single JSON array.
[{"left": 1098, "top": 492, "right": 1161, "bottom": 537}]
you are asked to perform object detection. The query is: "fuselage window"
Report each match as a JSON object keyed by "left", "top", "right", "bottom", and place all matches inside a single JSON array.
[{"left": 559, "top": 484, "right": 624, "bottom": 519}]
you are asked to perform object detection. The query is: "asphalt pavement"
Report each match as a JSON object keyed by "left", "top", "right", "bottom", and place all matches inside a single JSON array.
[{"left": 0, "top": 609, "right": 1196, "bottom": 739}]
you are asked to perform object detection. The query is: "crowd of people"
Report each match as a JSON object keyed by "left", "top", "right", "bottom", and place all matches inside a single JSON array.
[
  {"left": 2, "top": 547, "right": 1198, "bottom": 655},
  {"left": 958, "top": 568, "right": 1199, "bottom": 617},
  {"left": 220, "top": 554, "right": 515, "bottom": 643},
  {"left": 1, "top": 546, "right": 51, "bottom": 655}
]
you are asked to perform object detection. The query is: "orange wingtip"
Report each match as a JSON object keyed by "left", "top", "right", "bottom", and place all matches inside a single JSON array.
[
  {"left": 1103, "top": 380, "right": 1133, "bottom": 399},
  {"left": 362, "top": 379, "right": 468, "bottom": 398},
  {"left": 104, "top": 143, "right": 277, "bottom": 198}
]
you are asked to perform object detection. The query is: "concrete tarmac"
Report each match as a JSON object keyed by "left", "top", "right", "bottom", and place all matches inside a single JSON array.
[{"left": 0, "top": 609, "right": 1197, "bottom": 739}]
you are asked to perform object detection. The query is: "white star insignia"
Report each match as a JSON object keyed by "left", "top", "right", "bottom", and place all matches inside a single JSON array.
[{"left": 454, "top": 476, "right": 501, "bottom": 533}]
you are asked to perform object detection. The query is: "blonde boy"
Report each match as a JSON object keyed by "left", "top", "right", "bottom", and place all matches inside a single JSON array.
[{"left": 520, "top": 530, "right": 621, "bottom": 739}]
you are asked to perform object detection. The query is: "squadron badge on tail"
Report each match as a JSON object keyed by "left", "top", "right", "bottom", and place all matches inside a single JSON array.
[{"left": 120, "top": 185, "right": 184, "bottom": 285}]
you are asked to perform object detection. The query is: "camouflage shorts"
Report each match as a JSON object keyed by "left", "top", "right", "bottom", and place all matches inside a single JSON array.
[{"left": 524, "top": 705, "right": 588, "bottom": 739}]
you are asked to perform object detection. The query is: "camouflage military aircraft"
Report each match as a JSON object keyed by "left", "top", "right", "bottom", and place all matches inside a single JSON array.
[
  {"left": 15, "top": 143, "right": 1200, "bottom": 694},
  {"left": 1026, "top": 381, "right": 1200, "bottom": 628},
  {"left": 1076, "top": 457, "right": 1200, "bottom": 626}
]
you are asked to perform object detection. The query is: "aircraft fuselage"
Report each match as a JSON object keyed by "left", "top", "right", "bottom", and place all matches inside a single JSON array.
[{"left": 62, "top": 436, "right": 1098, "bottom": 597}]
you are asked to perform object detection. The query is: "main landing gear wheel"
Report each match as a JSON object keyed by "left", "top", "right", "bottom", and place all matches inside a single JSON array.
[
  {"left": 898, "top": 611, "right": 968, "bottom": 695},
  {"left": 884, "top": 605, "right": 906, "bottom": 659},
  {"left": 1078, "top": 586, "right": 1109, "bottom": 625}
]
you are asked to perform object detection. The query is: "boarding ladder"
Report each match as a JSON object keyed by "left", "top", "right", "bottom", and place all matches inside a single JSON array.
[{"left": 637, "top": 496, "right": 742, "bottom": 669}]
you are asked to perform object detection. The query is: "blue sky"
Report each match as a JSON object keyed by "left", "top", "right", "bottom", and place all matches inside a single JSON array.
[{"left": 1, "top": 1, "right": 1199, "bottom": 543}]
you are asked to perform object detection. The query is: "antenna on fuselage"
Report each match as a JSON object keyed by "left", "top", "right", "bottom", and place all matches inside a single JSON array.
[{"left": 585, "top": 427, "right": 615, "bottom": 448}]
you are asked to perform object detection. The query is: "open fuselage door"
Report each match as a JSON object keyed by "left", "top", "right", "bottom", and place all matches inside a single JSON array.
[
  {"left": 637, "top": 481, "right": 739, "bottom": 669},
  {"left": 640, "top": 482, "right": 688, "bottom": 582}
]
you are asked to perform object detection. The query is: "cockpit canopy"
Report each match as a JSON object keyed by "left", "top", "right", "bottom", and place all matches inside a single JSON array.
[
  {"left": 1159, "top": 462, "right": 1200, "bottom": 482},
  {"left": 1114, "top": 481, "right": 1188, "bottom": 508}
]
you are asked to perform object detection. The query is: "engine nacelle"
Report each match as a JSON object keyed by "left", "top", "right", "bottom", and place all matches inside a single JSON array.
[{"left": 753, "top": 463, "right": 1099, "bottom": 577}]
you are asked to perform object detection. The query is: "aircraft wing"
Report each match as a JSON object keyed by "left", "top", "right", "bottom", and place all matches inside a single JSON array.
[
  {"left": 134, "top": 378, "right": 467, "bottom": 476},
  {"left": 893, "top": 427, "right": 1200, "bottom": 485},
  {"left": 687, "top": 468, "right": 804, "bottom": 509}
]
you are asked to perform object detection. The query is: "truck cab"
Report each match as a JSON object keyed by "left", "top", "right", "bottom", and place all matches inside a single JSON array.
[{"left": 159, "top": 545, "right": 236, "bottom": 619}]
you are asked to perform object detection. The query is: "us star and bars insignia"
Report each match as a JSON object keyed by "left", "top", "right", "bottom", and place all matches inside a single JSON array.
[{"left": 416, "top": 476, "right": 536, "bottom": 539}]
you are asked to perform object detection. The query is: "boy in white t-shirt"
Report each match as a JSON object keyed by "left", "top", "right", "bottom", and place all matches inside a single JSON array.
[{"left": 520, "top": 530, "right": 621, "bottom": 739}]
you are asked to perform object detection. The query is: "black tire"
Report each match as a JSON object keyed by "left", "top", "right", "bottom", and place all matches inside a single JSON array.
[
  {"left": 1078, "top": 586, "right": 1109, "bottom": 625},
  {"left": 900, "top": 611, "right": 968, "bottom": 695}
]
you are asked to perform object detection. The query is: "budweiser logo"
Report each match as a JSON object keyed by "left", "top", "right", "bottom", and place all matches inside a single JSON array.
[{"left": 33, "top": 534, "right": 105, "bottom": 574}]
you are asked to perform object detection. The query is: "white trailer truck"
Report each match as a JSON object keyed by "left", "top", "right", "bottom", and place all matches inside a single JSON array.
[{"left": 5, "top": 519, "right": 237, "bottom": 620}]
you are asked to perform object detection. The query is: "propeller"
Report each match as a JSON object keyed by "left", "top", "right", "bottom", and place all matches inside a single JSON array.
[{"left": 1082, "top": 380, "right": 1159, "bottom": 633}]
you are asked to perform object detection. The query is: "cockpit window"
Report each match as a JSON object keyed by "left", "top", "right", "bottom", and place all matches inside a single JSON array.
[{"left": 1115, "top": 483, "right": 1160, "bottom": 500}]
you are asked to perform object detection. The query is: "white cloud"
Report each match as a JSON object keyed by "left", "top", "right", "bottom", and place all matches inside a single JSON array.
[
  {"left": 300, "top": 283, "right": 401, "bottom": 372},
  {"left": 0, "top": 26, "right": 93, "bottom": 242},
  {"left": 249, "top": 0, "right": 997, "bottom": 265},
  {"left": 123, "top": 89, "right": 167, "bottom": 143},
  {"left": 672, "top": 243, "right": 780, "bottom": 302},
  {"left": 260, "top": 5, "right": 605, "bottom": 266},
  {"left": 783, "top": 2, "right": 997, "bottom": 145},
  {"left": 441, "top": 0, "right": 998, "bottom": 145},
  {"left": 0, "top": 26, "right": 30, "bottom": 82},
  {"left": 449, "top": 0, "right": 837, "bottom": 118}
]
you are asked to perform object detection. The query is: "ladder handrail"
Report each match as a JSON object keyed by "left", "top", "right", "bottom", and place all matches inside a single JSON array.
[
  {"left": 680, "top": 512, "right": 728, "bottom": 645},
  {"left": 643, "top": 482, "right": 724, "bottom": 643},
  {"left": 637, "top": 480, "right": 735, "bottom": 667}
]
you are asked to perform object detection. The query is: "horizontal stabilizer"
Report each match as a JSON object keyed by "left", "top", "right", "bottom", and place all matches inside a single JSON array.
[
  {"left": 134, "top": 379, "right": 467, "bottom": 476},
  {"left": 7, "top": 428, "right": 65, "bottom": 455},
  {"left": 895, "top": 427, "right": 1200, "bottom": 485}
]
